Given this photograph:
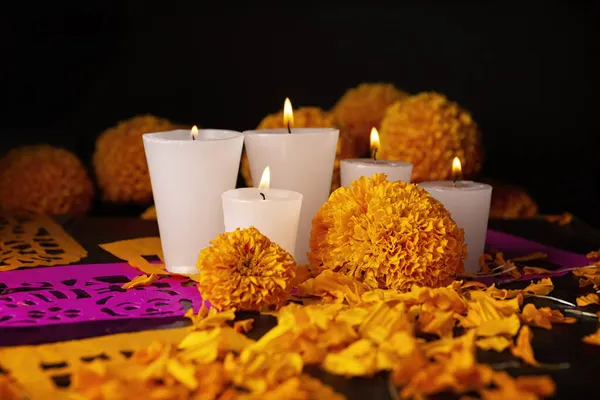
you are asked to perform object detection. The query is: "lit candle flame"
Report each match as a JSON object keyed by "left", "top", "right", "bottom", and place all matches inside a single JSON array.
[
  {"left": 452, "top": 157, "right": 462, "bottom": 183},
  {"left": 191, "top": 125, "right": 199, "bottom": 140},
  {"left": 283, "top": 98, "right": 294, "bottom": 132},
  {"left": 370, "top": 127, "right": 380, "bottom": 160},
  {"left": 258, "top": 166, "right": 270, "bottom": 189}
]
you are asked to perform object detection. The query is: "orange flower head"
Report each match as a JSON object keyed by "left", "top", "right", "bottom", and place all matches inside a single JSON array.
[
  {"left": 242, "top": 107, "right": 356, "bottom": 191},
  {"left": 196, "top": 227, "right": 296, "bottom": 311},
  {"left": 309, "top": 173, "right": 466, "bottom": 291},
  {"left": 0, "top": 145, "right": 93, "bottom": 216},
  {"left": 486, "top": 181, "right": 538, "bottom": 219},
  {"left": 93, "top": 114, "right": 182, "bottom": 204},
  {"left": 379, "top": 92, "right": 483, "bottom": 182},
  {"left": 332, "top": 83, "right": 408, "bottom": 156}
]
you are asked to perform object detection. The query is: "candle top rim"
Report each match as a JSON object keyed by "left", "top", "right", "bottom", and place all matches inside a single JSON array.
[
  {"left": 243, "top": 128, "right": 339, "bottom": 136},
  {"left": 222, "top": 187, "right": 303, "bottom": 202},
  {"left": 341, "top": 158, "right": 412, "bottom": 167},
  {"left": 419, "top": 180, "right": 492, "bottom": 191},
  {"left": 143, "top": 129, "right": 243, "bottom": 143}
]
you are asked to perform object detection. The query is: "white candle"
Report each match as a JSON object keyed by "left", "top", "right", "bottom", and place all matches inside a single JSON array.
[
  {"left": 222, "top": 167, "right": 303, "bottom": 256},
  {"left": 243, "top": 128, "right": 338, "bottom": 264},
  {"left": 143, "top": 128, "right": 244, "bottom": 275},
  {"left": 420, "top": 158, "right": 492, "bottom": 274},
  {"left": 340, "top": 127, "right": 412, "bottom": 186},
  {"left": 341, "top": 159, "right": 412, "bottom": 186}
]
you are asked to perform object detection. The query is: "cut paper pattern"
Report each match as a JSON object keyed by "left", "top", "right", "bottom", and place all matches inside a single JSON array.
[
  {"left": 0, "top": 214, "right": 87, "bottom": 271},
  {"left": 0, "top": 262, "right": 204, "bottom": 327},
  {"left": 0, "top": 326, "right": 190, "bottom": 400},
  {"left": 99, "top": 237, "right": 167, "bottom": 275}
]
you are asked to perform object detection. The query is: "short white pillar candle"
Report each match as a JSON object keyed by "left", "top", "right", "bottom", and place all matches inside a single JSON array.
[
  {"left": 420, "top": 159, "right": 492, "bottom": 274},
  {"left": 243, "top": 128, "right": 339, "bottom": 264},
  {"left": 222, "top": 167, "right": 303, "bottom": 256},
  {"left": 143, "top": 128, "right": 244, "bottom": 275},
  {"left": 341, "top": 127, "right": 412, "bottom": 186},
  {"left": 341, "top": 159, "right": 412, "bottom": 186}
]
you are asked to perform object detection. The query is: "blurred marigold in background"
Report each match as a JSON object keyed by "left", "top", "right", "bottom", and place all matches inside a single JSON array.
[
  {"left": 93, "top": 115, "right": 182, "bottom": 204},
  {"left": 379, "top": 92, "right": 483, "bottom": 182},
  {"left": 331, "top": 83, "right": 408, "bottom": 156},
  {"left": 309, "top": 173, "right": 465, "bottom": 291},
  {"left": 196, "top": 227, "right": 296, "bottom": 311},
  {"left": 0, "top": 145, "right": 93, "bottom": 216},
  {"left": 485, "top": 181, "right": 538, "bottom": 219},
  {"left": 241, "top": 107, "right": 356, "bottom": 191}
]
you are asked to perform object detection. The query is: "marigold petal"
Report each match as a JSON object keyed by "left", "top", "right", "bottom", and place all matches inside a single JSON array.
[{"left": 576, "top": 293, "right": 600, "bottom": 307}]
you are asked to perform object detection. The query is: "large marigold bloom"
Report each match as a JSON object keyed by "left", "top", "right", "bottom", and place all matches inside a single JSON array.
[
  {"left": 332, "top": 83, "right": 408, "bottom": 156},
  {"left": 487, "top": 181, "right": 538, "bottom": 219},
  {"left": 196, "top": 227, "right": 296, "bottom": 310},
  {"left": 379, "top": 92, "right": 483, "bottom": 182},
  {"left": 241, "top": 107, "right": 355, "bottom": 191},
  {"left": 0, "top": 145, "right": 93, "bottom": 216},
  {"left": 93, "top": 115, "right": 181, "bottom": 204},
  {"left": 309, "top": 174, "right": 465, "bottom": 291}
]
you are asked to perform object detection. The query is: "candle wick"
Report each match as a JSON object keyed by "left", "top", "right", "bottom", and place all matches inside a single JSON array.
[
  {"left": 260, "top": 192, "right": 266, "bottom": 200},
  {"left": 192, "top": 136, "right": 195, "bottom": 141},
  {"left": 287, "top": 122, "right": 291, "bottom": 134},
  {"left": 372, "top": 148, "right": 378, "bottom": 162}
]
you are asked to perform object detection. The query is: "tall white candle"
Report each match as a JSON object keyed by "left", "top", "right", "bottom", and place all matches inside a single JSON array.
[
  {"left": 222, "top": 167, "right": 303, "bottom": 256},
  {"left": 244, "top": 128, "right": 338, "bottom": 264},
  {"left": 143, "top": 128, "right": 244, "bottom": 275},
  {"left": 340, "top": 127, "right": 412, "bottom": 186},
  {"left": 420, "top": 158, "right": 492, "bottom": 273}
]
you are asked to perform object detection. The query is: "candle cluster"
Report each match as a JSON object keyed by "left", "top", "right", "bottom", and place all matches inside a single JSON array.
[{"left": 143, "top": 97, "right": 493, "bottom": 280}]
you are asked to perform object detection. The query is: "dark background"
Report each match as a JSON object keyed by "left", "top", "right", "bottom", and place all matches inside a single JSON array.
[{"left": 1, "top": 2, "right": 597, "bottom": 225}]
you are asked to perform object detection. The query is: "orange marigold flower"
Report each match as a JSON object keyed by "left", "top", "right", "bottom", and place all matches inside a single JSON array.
[
  {"left": 196, "top": 227, "right": 296, "bottom": 311},
  {"left": 0, "top": 145, "right": 93, "bottom": 216},
  {"left": 309, "top": 173, "right": 466, "bottom": 291},
  {"left": 379, "top": 92, "right": 483, "bottom": 182},
  {"left": 485, "top": 181, "right": 538, "bottom": 219},
  {"left": 93, "top": 115, "right": 182, "bottom": 203},
  {"left": 241, "top": 107, "right": 356, "bottom": 191},
  {"left": 331, "top": 83, "right": 408, "bottom": 156}
]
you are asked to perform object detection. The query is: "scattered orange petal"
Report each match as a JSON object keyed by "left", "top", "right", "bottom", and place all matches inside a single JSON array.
[
  {"left": 185, "top": 305, "right": 236, "bottom": 331},
  {"left": 482, "top": 371, "right": 555, "bottom": 400},
  {"left": 523, "top": 278, "right": 554, "bottom": 296},
  {"left": 576, "top": 293, "right": 600, "bottom": 307},
  {"left": 233, "top": 319, "right": 254, "bottom": 333},
  {"left": 543, "top": 212, "right": 572, "bottom": 226},
  {"left": 587, "top": 250, "right": 600, "bottom": 259},
  {"left": 296, "top": 270, "right": 370, "bottom": 306},
  {"left": 519, "top": 304, "right": 575, "bottom": 330},
  {"left": 582, "top": 328, "right": 600, "bottom": 346},
  {"left": 523, "top": 266, "right": 554, "bottom": 276},
  {"left": 475, "top": 336, "right": 511, "bottom": 352},
  {"left": 512, "top": 252, "right": 548, "bottom": 262},
  {"left": 122, "top": 273, "right": 159, "bottom": 289},
  {"left": 511, "top": 326, "right": 539, "bottom": 366}
]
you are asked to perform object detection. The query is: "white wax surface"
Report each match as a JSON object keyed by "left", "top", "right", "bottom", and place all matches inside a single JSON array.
[
  {"left": 340, "top": 159, "right": 413, "bottom": 186},
  {"left": 222, "top": 188, "right": 303, "bottom": 256},
  {"left": 419, "top": 180, "right": 493, "bottom": 274},
  {"left": 143, "top": 129, "right": 244, "bottom": 274},
  {"left": 243, "top": 128, "right": 339, "bottom": 264}
]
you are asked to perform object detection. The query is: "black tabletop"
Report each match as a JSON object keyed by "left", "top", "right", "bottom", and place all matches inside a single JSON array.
[{"left": 2, "top": 216, "right": 600, "bottom": 400}]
